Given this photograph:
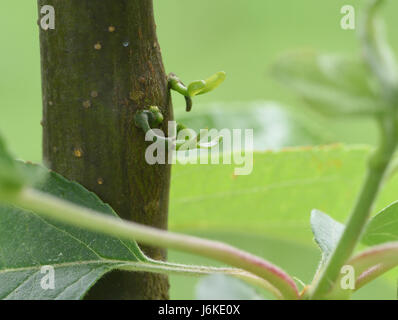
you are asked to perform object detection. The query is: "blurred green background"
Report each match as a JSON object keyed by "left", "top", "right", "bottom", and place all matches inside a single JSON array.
[{"left": 1, "top": 0, "right": 397, "bottom": 299}]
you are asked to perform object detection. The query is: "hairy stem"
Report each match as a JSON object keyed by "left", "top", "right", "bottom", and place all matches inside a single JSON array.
[
  {"left": 349, "top": 242, "right": 398, "bottom": 290},
  {"left": 12, "top": 187, "right": 299, "bottom": 300}
]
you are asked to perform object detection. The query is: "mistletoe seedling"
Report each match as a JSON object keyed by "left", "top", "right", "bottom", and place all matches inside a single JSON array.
[
  {"left": 134, "top": 106, "right": 222, "bottom": 151},
  {"left": 168, "top": 71, "right": 226, "bottom": 111}
]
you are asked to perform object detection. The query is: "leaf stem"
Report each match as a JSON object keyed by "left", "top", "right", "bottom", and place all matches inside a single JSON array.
[
  {"left": 349, "top": 241, "right": 398, "bottom": 290},
  {"left": 12, "top": 188, "right": 299, "bottom": 300},
  {"left": 325, "top": 241, "right": 398, "bottom": 298},
  {"left": 119, "top": 260, "right": 283, "bottom": 299}
]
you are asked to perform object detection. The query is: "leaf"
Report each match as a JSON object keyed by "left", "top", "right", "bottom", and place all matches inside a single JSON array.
[
  {"left": 0, "top": 162, "right": 148, "bottom": 300},
  {"left": 310, "top": 209, "right": 345, "bottom": 262},
  {"left": 187, "top": 72, "right": 226, "bottom": 97},
  {"left": 195, "top": 274, "right": 263, "bottom": 300},
  {"left": 197, "top": 71, "right": 227, "bottom": 95},
  {"left": 272, "top": 51, "right": 387, "bottom": 116},
  {"left": 187, "top": 80, "right": 206, "bottom": 97},
  {"left": 176, "top": 101, "right": 328, "bottom": 151},
  {"left": 362, "top": 201, "right": 398, "bottom": 245},
  {"left": 170, "top": 145, "right": 370, "bottom": 243},
  {"left": 0, "top": 135, "right": 24, "bottom": 197}
]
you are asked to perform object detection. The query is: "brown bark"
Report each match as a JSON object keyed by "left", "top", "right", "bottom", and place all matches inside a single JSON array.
[{"left": 38, "top": 0, "right": 171, "bottom": 299}]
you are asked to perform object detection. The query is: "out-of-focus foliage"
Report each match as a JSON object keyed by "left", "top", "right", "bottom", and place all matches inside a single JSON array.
[
  {"left": 363, "top": 201, "right": 398, "bottom": 245},
  {"left": 170, "top": 145, "right": 369, "bottom": 241},
  {"left": 272, "top": 52, "right": 387, "bottom": 116}
]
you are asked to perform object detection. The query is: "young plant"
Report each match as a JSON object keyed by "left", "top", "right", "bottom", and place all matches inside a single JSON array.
[
  {"left": 168, "top": 72, "right": 226, "bottom": 112},
  {"left": 134, "top": 106, "right": 222, "bottom": 150}
]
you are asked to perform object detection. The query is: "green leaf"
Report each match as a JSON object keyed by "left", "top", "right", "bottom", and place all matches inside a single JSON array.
[
  {"left": 187, "top": 72, "right": 226, "bottom": 97},
  {"left": 0, "top": 135, "right": 24, "bottom": 198},
  {"left": 169, "top": 146, "right": 398, "bottom": 299},
  {"left": 362, "top": 201, "right": 398, "bottom": 245},
  {"left": 170, "top": 145, "right": 370, "bottom": 243},
  {"left": 272, "top": 51, "right": 387, "bottom": 116},
  {"left": 310, "top": 209, "right": 345, "bottom": 262},
  {"left": 197, "top": 71, "right": 227, "bottom": 95},
  {"left": 195, "top": 274, "right": 263, "bottom": 300},
  {"left": 187, "top": 80, "right": 206, "bottom": 97},
  {"left": 0, "top": 162, "right": 148, "bottom": 300}
]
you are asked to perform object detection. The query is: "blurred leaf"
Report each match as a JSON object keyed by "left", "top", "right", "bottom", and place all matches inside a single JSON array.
[
  {"left": 176, "top": 101, "right": 328, "bottom": 150},
  {"left": 362, "top": 201, "right": 398, "bottom": 245},
  {"left": 197, "top": 71, "right": 227, "bottom": 95},
  {"left": 360, "top": 0, "right": 398, "bottom": 91},
  {"left": 195, "top": 274, "right": 263, "bottom": 300},
  {"left": 0, "top": 134, "right": 24, "bottom": 197},
  {"left": 187, "top": 80, "right": 206, "bottom": 97},
  {"left": 272, "top": 51, "right": 387, "bottom": 116},
  {"left": 311, "top": 209, "right": 345, "bottom": 264},
  {"left": 170, "top": 145, "right": 372, "bottom": 243},
  {"left": 186, "top": 72, "right": 226, "bottom": 98},
  {"left": 0, "top": 163, "right": 147, "bottom": 300}
]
